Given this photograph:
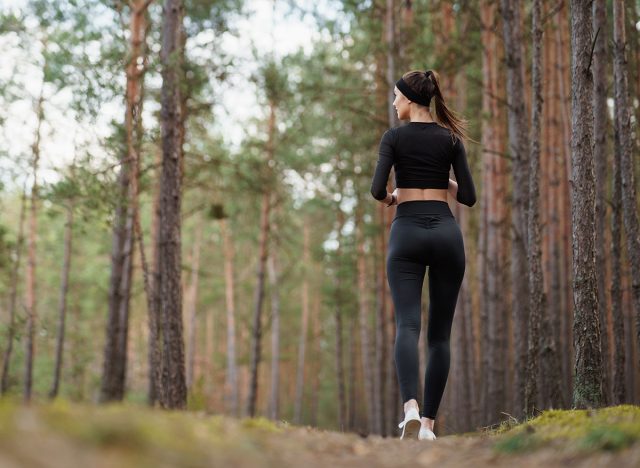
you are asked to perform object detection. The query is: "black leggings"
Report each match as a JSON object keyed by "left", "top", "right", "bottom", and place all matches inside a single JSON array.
[{"left": 387, "top": 200, "right": 466, "bottom": 419}]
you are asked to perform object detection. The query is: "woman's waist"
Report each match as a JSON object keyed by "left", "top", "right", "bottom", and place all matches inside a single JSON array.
[
  {"left": 396, "top": 187, "right": 448, "bottom": 205},
  {"left": 394, "top": 199, "right": 454, "bottom": 217}
]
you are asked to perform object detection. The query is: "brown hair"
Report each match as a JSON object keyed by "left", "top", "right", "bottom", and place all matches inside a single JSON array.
[{"left": 402, "top": 70, "right": 478, "bottom": 145}]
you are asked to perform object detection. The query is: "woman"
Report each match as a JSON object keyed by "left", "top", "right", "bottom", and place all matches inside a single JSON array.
[{"left": 370, "top": 70, "right": 477, "bottom": 441}]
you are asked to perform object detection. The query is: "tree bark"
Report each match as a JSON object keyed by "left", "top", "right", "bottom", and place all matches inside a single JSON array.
[
  {"left": 268, "top": 238, "right": 281, "bottom": 421},
  {"left": 592, "top": 0, "right": 612, "bottom": 405},
  {"left": 355, "top": 202, "right": 375, "bottom": 433},
  {"left": 613, "top": 0, "right": 640, "bottom": 364},
  {"left": 246, "top": 95, "right": 276, "bottom": 417},
  {"left": 49, "top": 204, "right": 74, "bottom": 399},
  {"left": 294, "top": 220, "right": 311, "bottom": 424},
  {"left": 335, "top": 204, "right": 347, "bottom": 431},
  {"left": 611, "top": 100, "right": 626, "bottom": 404},
  {"left": 221, "top": 217, "right": 239, "bottom": 416},
  {"left": 24, "top": 72, "right": 45, "bottom": 402},
  {"left": 524, "top": 0, "right": 544, "bottom": 417},
  {"left": 501, "top": 0, "right": 530, "bottom": 421},
  {"left": 570, "top": 0, "right": 603, "bottom": 409},
  {"left": 158, "top": 0, "right": 187, "bottom": 409},
  {"left": 101, "top": 0, "right": 149, "bottom": 402},
  {"left": 147, "top": 146, "right": 163, "bottom": 406},
  {"left": 186, "top": 217, "right": 203, "bottom": 391}
]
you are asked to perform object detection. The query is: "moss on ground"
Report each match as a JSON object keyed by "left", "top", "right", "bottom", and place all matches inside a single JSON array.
[{"left": 491, "top": 405, "right": 640, "bottom": 454}]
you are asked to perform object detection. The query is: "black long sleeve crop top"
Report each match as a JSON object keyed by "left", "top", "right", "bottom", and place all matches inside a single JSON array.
[{"left": 370, "top": 122, "right": 477, "bottom": 207}]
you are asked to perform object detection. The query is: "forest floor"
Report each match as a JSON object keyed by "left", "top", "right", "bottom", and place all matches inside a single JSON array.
[{"left": 0, "top": 397, "right": 639, "bottom": 468}]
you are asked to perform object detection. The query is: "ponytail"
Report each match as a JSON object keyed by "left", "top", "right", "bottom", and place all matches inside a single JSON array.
[{"left": 402, "top": 70, "right": 479, "bottom": 146}]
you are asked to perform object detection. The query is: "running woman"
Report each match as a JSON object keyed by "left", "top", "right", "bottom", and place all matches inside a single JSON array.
[{"left": 370, "top": 69, "right": 477, "bottom": 441}]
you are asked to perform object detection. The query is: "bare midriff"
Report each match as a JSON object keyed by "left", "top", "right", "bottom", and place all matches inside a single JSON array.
[{"left": 397, "top": 188, "right": 448, "bottom": 204}]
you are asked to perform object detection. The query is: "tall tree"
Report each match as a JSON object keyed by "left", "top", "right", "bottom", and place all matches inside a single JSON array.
[
  {"left": 613, "top": 0, "right": 640, "bottom": 357},
  {"left": 220, "top": 216, "right": 239, "bottom": 415},
  {"left": 524, "top": 0, "right": 544, "bottom": 418},
  {"left": 610, "top": 100, "right": 626, "bottom": 404},
  {"left": 49, "top": 173, "right": 79, "bottom": 399},
  {"left": 500, "top": 0, "right": 530, "bottom": 420},
  {"left": 570, "top": 0, "right": 602, "bottom": 408},
  {"left": 294, "top": 219, "right": 311, "bottom": 424},
  {"left": 101, "top": 0, "right": 152, "bottom": 402},
  {"left": 158, "top": 0, "right": 187, "bottom": 409},
  {"left": 24, "top": 53, "right": 46, "bottom": 402},
  {"left": 592, "top": 0, "right": 611, "bottom": 404}
]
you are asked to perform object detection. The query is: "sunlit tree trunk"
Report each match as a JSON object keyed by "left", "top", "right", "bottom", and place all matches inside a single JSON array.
[
  {"left": 221, "top": 217, "right": 239, "bottom": 416},
  {"left": 24, "top": 69, "right": 45, "bottom": 402},
  {"left": 102, "top": 0, "right": 150, "bottom": 402}
]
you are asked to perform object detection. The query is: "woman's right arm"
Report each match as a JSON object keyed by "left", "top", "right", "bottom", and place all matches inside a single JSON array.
[{"left": 451, "top": 137, "right": 477, "bottom": 207}]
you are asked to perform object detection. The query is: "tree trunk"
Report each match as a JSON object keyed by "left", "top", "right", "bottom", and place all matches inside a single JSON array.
[
  {"left": 570, "top": 0, "right": 603, "bottom": 409},
  {"left": 294, "top": 220, "right": 311, "bottom": 424},
  {"left": 613, "top": 0, "right": 640, "bottom": 363},
  {"left": 221, "top": 217, "right": 239, "bottom": 416},
  {"left": 611, "top": 101, "right": 626, "bottom": 404},
  {"left": 24, "top": 75, "right": 45, "bottom": 402},
  {"left": 355, "top": 202, "right": 374, "bottom": 433},
  {"left": 348, "top": 314, "right": 357, "bottom": 430},
  {"left": 524, "top": 0, "right": 545, "bottom": 417},
  {"left": 147, "top": 146, "right": 163, "bottom": 406},
  {"left": 186, "top": 218, "right": 203, "bottom": 391},
  {"left": 268, "top": 240, "right": 281, "bottom": 421},
  {"left": 49, "top": 204, "right": 74, "bottom": 399},
  {"left": 247, "top": 96, "right": 276, "bottom": 417},
  {"left": 101, "top": 0, "right": 149, "bottom": 402},
  {"left": 1, "top": 185, "right": 27, "bottom": 394},
  {"left": 592, "top": 0, "right": 611, "bottom": 405},
  {"left": 335, "top": 205, "right": 347, "bottom": 431},
  {"left": 158, "top": 0, "right": 187, "bottom": 409},
  {"left": 310, "top": 292, "right": 321, "bottom": 427},
  {"left": 501, "top": 0, "right": 530, "bottom": 421},
  {"left": 553, "top": 5, "right": 575, "bottom": 405}
]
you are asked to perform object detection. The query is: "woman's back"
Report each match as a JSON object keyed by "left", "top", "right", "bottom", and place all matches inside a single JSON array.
[{"left": 370, "top": 122, "right": 477, "bottom": 207}]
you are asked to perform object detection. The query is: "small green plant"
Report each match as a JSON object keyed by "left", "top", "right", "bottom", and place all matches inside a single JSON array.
[
  {"left": 493, "top": 426, "right": 541, "bottom": 453},
  {"left": 579, "top": 426, "right": 636, "bottom": 452}
]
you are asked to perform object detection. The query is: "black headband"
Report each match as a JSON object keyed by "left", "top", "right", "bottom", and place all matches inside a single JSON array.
[{"left": 395, "top": 73, "right": 432, "bottom": 107}]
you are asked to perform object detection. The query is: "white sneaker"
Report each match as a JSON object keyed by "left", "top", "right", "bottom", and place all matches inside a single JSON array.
[
  {"left": 398, "top": 407, "right": 421, "bottom": 440},
  {"left": 418, "top": 426, "right": 437, "bottom": 441}
]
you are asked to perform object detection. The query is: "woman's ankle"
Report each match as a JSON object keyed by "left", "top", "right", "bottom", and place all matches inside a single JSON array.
[
  {"left": 420, "top": 416, "right": 435, "bottom": 431},
  {"left": 403, "top": 399, "right": 419, "bottom": 413}
]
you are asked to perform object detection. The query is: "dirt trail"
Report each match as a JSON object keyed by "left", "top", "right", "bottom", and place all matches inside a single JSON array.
[{"left": 1, "top": 403, "right": 639, "bottom": 468}]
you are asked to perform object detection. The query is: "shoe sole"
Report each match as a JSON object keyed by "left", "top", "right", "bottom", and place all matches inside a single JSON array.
[{"left": 400, "top": 419, "right": 421, "bottom": 440}]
